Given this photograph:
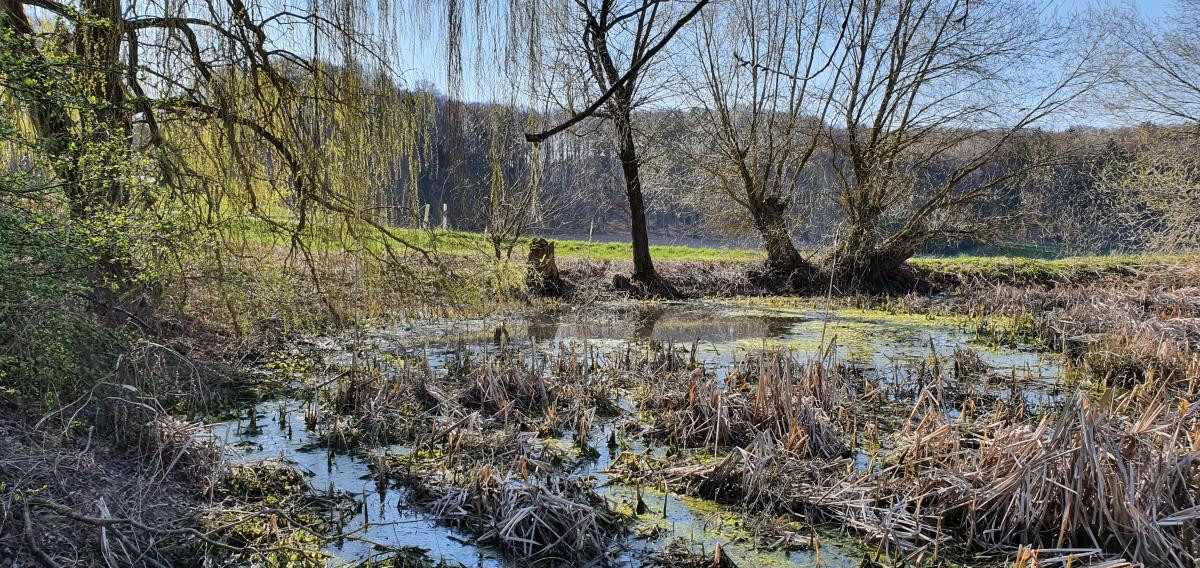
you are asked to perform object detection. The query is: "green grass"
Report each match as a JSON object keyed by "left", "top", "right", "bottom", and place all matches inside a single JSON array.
[
  {"left": 406, "top": 229, "right": 764, "bottom": 261},
  {"left": 552, "top": 239, "right": 763, "bottom": 261},
  {"left": 910, "top": 253, "right": 1196, "bottom": 282},
  {"left": 229, "top": 218, "right": 764, "bottom": 262},
  {"left": 230, "top": 217, "right": 1192, "bottom": 274}
]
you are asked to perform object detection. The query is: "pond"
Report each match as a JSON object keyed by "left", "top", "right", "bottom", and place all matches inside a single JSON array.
[{"left": 209, "top": 299, "right": 1063, "bottom": 566}]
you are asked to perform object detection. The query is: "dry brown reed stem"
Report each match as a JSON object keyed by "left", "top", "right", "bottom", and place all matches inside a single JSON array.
[
  {"left": 958, "top": 272, "right": 1199, "bottom": 387},
  {"left": 146, "top": 416, "right": 221, "bottom": 482},
  {"left": 640, "top": 352, "right": 851, "bottom": 457},
  {"left": 394, "top": 428, "right": 619, "bottom": 565},
  {"left": 462, "top": 355, "right": 552, "bottom": 417},
  {"left": 620, "top": 386, "right": 1200, "bottom": 565},
  {"left": 426, "top": 468, "right": 616, "bottom": 563},
  {"left": 885, "top": 393, "right": 1200, "bottom": 565},
  {"left": 318, "top": 355, "right": 449, "bottom": 448},
  {"left": 0, "top": 416, "right": 226, "bottom": 567}
]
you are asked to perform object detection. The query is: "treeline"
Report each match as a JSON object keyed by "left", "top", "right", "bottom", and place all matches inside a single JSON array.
[
  {"left": 395, "top": 94, "right": 1192, "bottom": 256},
  {"left": 1, "top": 0, "right": 1198, "bottom": 307},
  {"left": 383, "top": 0, "right": 1200, "bottom": 292}
]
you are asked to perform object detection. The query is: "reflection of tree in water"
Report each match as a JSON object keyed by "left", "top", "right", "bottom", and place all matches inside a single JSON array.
[
  {"left": 761, "top": 316, "right": 803, "bottom": 339},
  {"left": 633, "top": 308, "right": 666, "bottom": 341},
  {"left": 492, "top": 324, "right": 511, "bottom": 347},
  {"left": 526, "top": 312, "right": 560, "bottom": 342}
]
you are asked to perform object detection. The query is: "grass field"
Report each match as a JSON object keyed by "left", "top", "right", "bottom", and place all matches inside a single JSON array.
[
  {"left": 233, "top": 218, "right": 766, "bottom": 262},
  {"left": 909, "top": 253, "right": 1197, "bottom": 282},
  {"left": 234, "top": 218, "right": 1193, "bottom": 277}
]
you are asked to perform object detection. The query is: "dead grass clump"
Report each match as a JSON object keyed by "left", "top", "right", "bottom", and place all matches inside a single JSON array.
[
  {"left": 0, "top": 418, "right": 209, "bottom": 566},
  {"left": 955, "top": 274, "right": 1200, "bottom": 389},
  {"left": 883, "top": 394, "right": 1200, "bottom": 565},
  {"left": 389, "top": 427, "right": 572, "bottom": 489},
  {"left": 640, "top": 353, "right": 850, "bottom": 458},
  {"left": 952, "top": 346, "right": 989, "bottom": 377},
  {"left": 1080, "top": 337, "right": 1148, "bottom": 385},
  {"left": 456, "top": 348, "right": 623, "bottom": 438},
  {"left": 384, "top": 423, "right": 619, "bottom": 564},
  {"left": 612, "top": 438, "right": 855, "bottom": 516},
  {"left": 410, "top": 464, "right": 620, "bottom": 564},
  {"left": 460, "top": 356, "right": 552, "bottom": 418},
  {"left": 146, "top": 416, "right": 222, "bottom": 482},
  {"left": 319, "top": 360, "right": 448, "bottom": 449}
]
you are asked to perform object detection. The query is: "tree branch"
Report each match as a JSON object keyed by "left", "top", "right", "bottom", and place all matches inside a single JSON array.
[{"left": 525, "top": 0, "right": 710, "bottom": 143}]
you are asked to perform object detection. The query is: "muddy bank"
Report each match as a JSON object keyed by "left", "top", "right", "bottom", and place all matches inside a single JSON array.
[{"left": 554, "top": 256, "right": 1200, "bottom": 300}]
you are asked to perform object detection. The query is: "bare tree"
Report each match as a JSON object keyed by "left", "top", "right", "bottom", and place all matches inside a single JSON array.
[
  {"left": 1104, "top": 0, "right": 1200, "bottom": 124},
  {"left": 819, "top": 0, "right": 1094, "bottom": 287},
  {"left": 679, "top": 0, "right": 845, "bottom": 280},
  {"left": 524, "top": 0, "right": 710, "bottom": 297},
  {"left": 479, "top": 106, "right": 559, "bottom": 261},
  {"left": 1098, "top": 1, "right": 1200, "bottom": 251},
  {"left": 1096, "top": 126, "right": 1200, "bottom": 251}
]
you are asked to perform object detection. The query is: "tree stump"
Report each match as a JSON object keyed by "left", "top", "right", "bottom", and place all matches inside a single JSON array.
[{"left": 527, "top": 238, "right": 568, "bottom": 297}]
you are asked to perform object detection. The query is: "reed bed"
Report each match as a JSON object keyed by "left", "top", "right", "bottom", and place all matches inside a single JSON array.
[
  {"left": 881, "top": 392, "right": 1200, "bottom": 565},
  {"left": 318, "top": 358, "right": 450, "bottom": 449},
  {"left": 391, "top": 426, "right": 622, "bottom": 565},
  {"left": 956, "top": 271, "right": 1200, "bottom": 389},
  {"left": 269, "top": 306, "right": 1200, "bottom": 566},
  {"left": 637, "top": 352, "right": 852, "bottom": 458},
  {"left": 616, "top": 384, "right": 1200, "bottom": 565},
  {"left": 420, "top": 467, "right": 619, "bottom": 563}
]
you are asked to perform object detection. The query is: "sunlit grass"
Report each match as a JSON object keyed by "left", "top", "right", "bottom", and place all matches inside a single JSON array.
[
  {"left": 229, "top": 217, "right": 1192, "bottom": 274},
  {"left": 228, "top": 217, "right": 764, "bottom": 262},
  {"left": 910, "top": 253, "right": 1195, "bottom": 281}
]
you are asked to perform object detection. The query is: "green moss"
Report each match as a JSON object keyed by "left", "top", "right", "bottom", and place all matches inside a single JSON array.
[
  {"left": 202, "top": 510, "right": 328, "bottom": 567},
  {"left": 219, "top": 460, "right": 310, "bottom": 500},
  {"left": 626, "top": 488, "right": 825, "bottom": 567}
]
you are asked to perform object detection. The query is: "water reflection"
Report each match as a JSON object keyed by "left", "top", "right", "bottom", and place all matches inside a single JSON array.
[{"left": 218, "top": 300, "right": 1065, "bottom": 566}]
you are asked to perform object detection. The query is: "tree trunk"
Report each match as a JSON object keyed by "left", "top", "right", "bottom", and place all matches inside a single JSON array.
[
  {"left": 749, "top": 195, "right": 815, "bottom": 279},
  {"left": 76, "top": 0, "right": 130, "bottom": 211},
  {"left": 824, "top": 210, "right": 881, "bottom": 288},
  {"left": 613, "top": 108, "right": 679, "bottom": 298},
  {"left": 826, "top": 218, "right": 924, "bottom": 291}
]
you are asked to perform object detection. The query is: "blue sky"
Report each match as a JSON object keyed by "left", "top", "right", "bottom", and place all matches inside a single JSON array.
[{"left": 397, "top": 0, "right": 1178, "bottom": 104}]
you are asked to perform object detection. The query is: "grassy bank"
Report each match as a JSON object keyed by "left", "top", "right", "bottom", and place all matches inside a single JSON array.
[
  {"left": 233, "top": 218, "right": 764, "bottom": 262},
  {"left": 237, "top": 218, "right": 1196, "bottom": 282},
  {"left": 910, "top": 253, "right": 1198, "bottom": 285}
]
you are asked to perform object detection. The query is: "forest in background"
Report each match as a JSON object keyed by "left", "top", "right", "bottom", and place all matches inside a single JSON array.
[{"left": 370, "top": 94, "right": 1198, "bottom": 256}]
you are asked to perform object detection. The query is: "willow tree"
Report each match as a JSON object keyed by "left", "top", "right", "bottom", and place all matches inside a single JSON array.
[
  {"left": 0, "top": 0, "right": 435, "bottom": 287},
  {"left": 820, "top": 0, "right": 1094, "bottom": 288},
  {"left": 524, "top": 0, "right": 710, "bottom": 297},
  {"left": 680, "top": 0, "right": 845, "bottom": 281}
]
